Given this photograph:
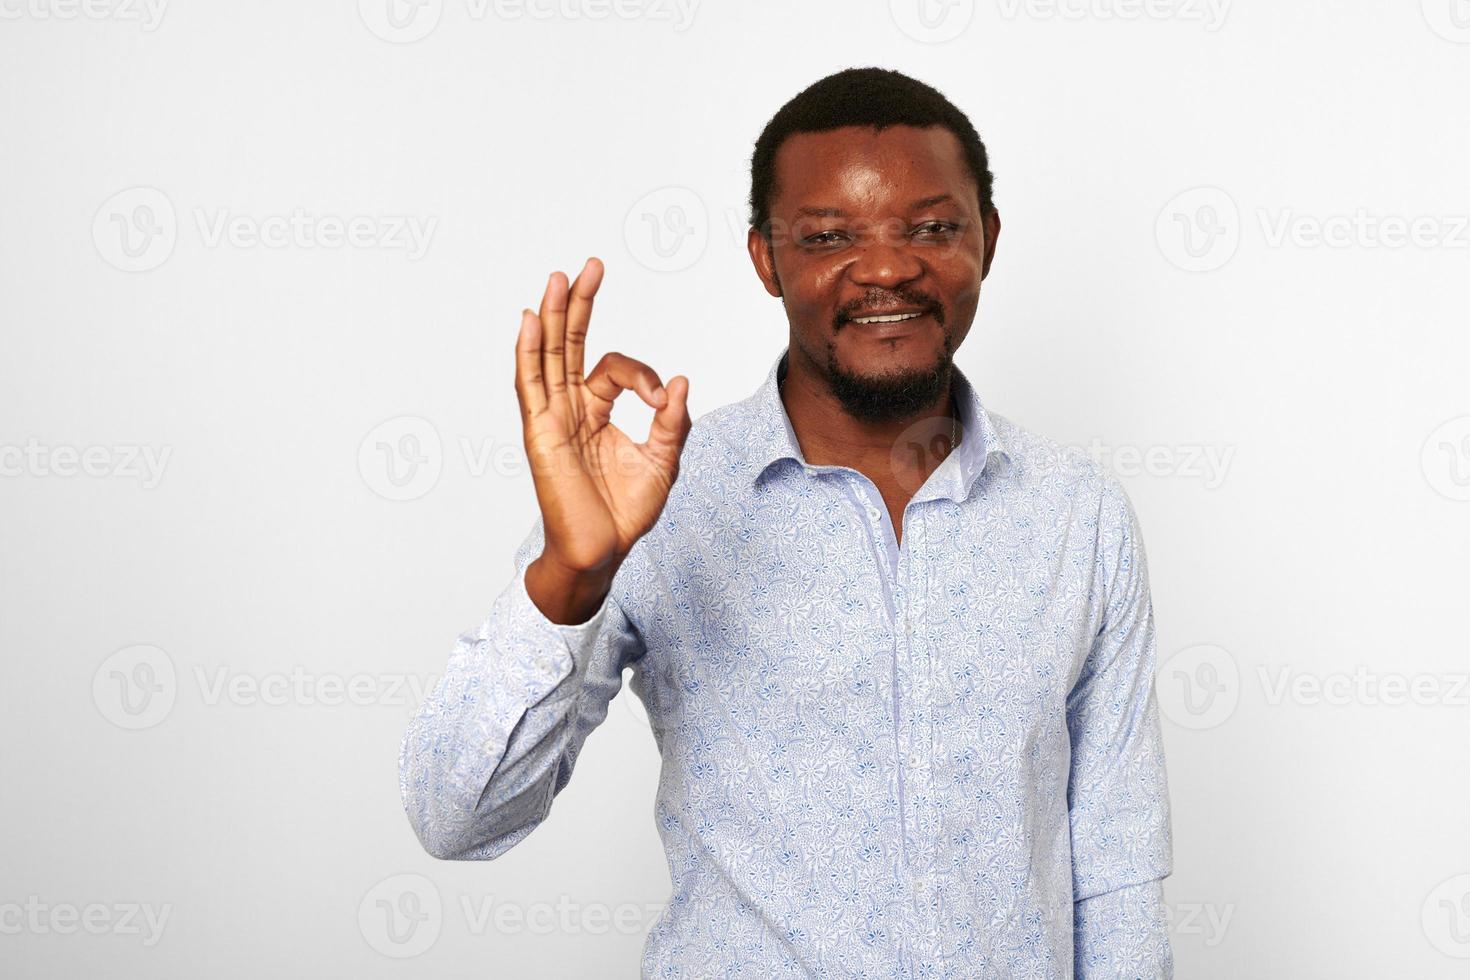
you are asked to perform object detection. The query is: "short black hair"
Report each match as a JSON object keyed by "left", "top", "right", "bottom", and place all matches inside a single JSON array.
[{"left": 748, "top": 67, "right": 996, "bottom": 239}]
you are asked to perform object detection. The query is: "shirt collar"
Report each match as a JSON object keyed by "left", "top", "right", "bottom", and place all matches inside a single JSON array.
[{"left": 736, "top": 346, "right": 1010, "bottom": 503}]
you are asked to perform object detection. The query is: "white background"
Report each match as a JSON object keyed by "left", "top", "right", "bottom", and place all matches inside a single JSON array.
[{"left": 3, "top": 1, "right": 1469, "bottom": 976}]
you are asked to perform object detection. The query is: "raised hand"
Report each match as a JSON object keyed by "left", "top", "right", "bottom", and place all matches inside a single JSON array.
[{"left": 514, "top": 258, "right": 691, "bottom": 624}]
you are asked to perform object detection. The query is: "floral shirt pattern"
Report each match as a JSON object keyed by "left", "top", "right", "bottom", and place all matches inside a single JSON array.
[{"left": 400, "top": 347, "right": 1174, "bottom": 978}]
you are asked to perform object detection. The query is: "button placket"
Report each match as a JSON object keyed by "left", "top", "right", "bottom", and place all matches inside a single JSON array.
[
  {"left": 836, "top": 473, "right": 922, "bottom": 934},
  {"left": 904, "top": 510, "right": 948, "bottom": 958},
  {"left": 836, "top": 472, "right": 946, "bottom": 952}
]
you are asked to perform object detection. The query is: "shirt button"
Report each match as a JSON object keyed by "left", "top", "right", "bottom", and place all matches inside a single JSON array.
[{"left": 907, "top": 753, "right": 921, "bottom": 768}]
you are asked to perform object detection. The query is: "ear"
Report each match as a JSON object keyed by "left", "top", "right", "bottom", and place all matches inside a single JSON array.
[
  {"left": 748, "top": 226, "right": 782, "bottom": 297},
  {"left": 980, "top": 209, "right": 1002, "bottom": 281}
]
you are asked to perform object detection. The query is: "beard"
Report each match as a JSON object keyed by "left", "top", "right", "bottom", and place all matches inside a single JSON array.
[{"left": 820, "top": 333, "right": 956, "bottom": 424}]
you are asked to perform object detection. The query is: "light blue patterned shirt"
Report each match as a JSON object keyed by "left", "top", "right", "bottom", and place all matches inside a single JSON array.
[{"left": 400, "top": 347, "right": 1173, "bottom": 978}]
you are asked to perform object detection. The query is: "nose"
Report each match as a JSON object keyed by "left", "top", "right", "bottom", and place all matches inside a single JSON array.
[{"left": 846, "top": 220, "right": 923, "bottom": 289}]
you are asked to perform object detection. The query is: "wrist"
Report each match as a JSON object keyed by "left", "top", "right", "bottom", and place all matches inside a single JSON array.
[{"left": 525, "top": 552, "right": 619, "bottom": 627}]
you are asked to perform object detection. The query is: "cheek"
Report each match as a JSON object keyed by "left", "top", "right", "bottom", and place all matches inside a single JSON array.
[
  {"left": 779, "top": 257, "right": 844, "bottom": 313},
  {"left": 938, "top": 263, "right": 983, "bottom": 308}
]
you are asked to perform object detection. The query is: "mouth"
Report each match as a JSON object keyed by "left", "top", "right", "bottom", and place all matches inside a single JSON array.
[
  {"left": 844, "top": 309, "right": 935, "bottom": 339},
  {"left": 848, "top": 309, "right": 928, "bottom": 325}
]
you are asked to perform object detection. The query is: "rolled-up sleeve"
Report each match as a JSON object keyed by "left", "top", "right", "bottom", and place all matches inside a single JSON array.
[
  {"left": 1067, "top": 478, "right": 1174, "bottom": 977},
  {"left": 398, "top": 517, "right": 646, "bottom": 860}
]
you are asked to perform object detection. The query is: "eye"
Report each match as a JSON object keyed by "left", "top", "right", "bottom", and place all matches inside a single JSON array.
[
  {"left": 803, "top": 230, "right": 848, "bottom": 247},
  {"left": 913, "top": 220, "right": 962, "bottom": 239}
]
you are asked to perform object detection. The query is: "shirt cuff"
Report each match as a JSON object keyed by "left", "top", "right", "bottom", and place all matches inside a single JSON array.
[{"left": 497, "top": 559, "right": 616, "bottom": 685}]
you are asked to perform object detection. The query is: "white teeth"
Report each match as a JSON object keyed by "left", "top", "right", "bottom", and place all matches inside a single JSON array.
[{"left": 853, "top": 312, "right": 923, "bottom": 324}]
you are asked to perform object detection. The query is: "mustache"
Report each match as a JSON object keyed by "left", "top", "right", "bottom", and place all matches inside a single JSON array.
[{"left": 834, "top": 291, "right": 944, "bottom": 327}]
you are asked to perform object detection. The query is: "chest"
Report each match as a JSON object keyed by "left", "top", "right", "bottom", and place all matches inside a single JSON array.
[{"left": 630, "top": 478, "right": 1105, "bottom": 748}]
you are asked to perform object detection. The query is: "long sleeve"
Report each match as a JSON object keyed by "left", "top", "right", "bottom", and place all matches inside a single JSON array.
[
  {"left": 1067, "top": 478, "right": 1174, "bottom": 978},
  {"left": 398, "top": 517, "right": 646, "bottom": 860}
]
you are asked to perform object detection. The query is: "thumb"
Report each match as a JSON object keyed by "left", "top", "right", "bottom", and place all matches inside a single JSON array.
[{"left": 644, "top": 375, "right": 690, "bottom": 460}]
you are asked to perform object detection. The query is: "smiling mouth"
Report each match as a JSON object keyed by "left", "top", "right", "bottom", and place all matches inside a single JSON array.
[{"left": 850, "top": 310, "right": 927, "bottom": 325}]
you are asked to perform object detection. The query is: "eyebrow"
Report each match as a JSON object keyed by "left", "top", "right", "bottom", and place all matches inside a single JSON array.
[{"left": 792, "top": 194, "right": 958, "bottom": 219}]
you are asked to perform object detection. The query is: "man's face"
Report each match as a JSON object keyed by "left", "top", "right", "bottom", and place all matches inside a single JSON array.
[{"left": 749, "top": 124, "right": 1000, "bottom": 423}]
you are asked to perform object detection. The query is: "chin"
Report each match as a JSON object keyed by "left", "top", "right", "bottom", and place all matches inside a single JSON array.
[{"left": 824, "top": 340, "right": 954, "bottom": 424}]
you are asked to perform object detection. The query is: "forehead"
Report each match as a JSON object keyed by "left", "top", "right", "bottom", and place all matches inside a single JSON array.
[{"left": 770, "top": 124, "right": 973, "bottom": 214}]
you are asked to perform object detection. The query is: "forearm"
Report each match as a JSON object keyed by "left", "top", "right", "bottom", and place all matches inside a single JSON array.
[
  {"left": 398, "top": 560, "right": 612, "bottom": 860},
  {"left": 1069, "top": 478, "right": 1175, "bottom": 977},
  {"left": 1074, "top": 878, "right": 1172, "bottom": 978}
]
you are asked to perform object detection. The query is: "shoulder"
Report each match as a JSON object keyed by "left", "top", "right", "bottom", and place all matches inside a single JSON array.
[
  {"left": 986, "top": 410, "right": 1145, "bottom": 554},
  {"left": 988, "top": 413, "right": 1152, "bottom": 619},
  {"left": 660, "top": 395, "right": 764, "bottom": 500},
  {"left": 989, "top": 412, "right": 1124, "bottom": 506}
]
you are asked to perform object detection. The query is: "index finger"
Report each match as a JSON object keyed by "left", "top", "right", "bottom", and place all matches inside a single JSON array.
[{"left": 565, "top": 256, "right": 603, "bottom": 390}]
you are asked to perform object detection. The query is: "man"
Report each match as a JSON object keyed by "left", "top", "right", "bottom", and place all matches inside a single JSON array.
[{"left": 400, "top": 67, "right": 1173, "bottom": 977}]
